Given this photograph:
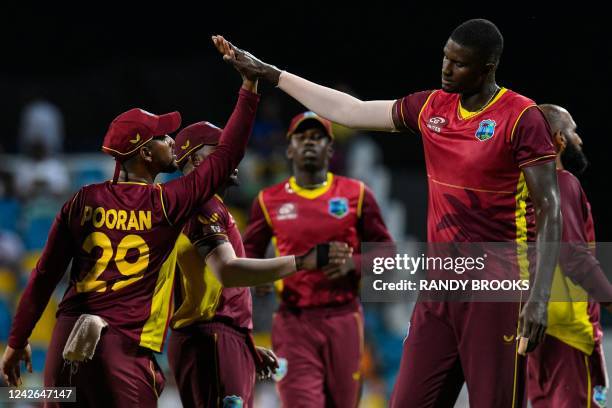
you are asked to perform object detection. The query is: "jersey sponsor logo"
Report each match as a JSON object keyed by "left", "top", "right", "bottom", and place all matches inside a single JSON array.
[
  {"left": 129, "top": 133, "right": 141, "bottom": 144},
  {"left": 222, "top": 395, "right": 244, "bottom": 407},
  {"left": 475, "top": 119, "right": 497, "bottom": 141},
  {"left": 329, "top": 197, "right": 349, "bottom": 219},
  {"left": 272, "top": 357, "right": 288, "bottom": 382},
  {"left": 180, "top": 139, "right": 190, "bottom": 150},
  {"left": 277, "top": 203, "right": 297, "bottom": 221},
  {"left": 426, "top": 116, "right": 448, "bottom": 133},
  {"left": 81, "top": 206, "right": 152, "bottom": 231}
]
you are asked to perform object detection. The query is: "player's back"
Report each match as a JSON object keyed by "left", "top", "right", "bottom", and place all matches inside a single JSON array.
[{"left": 57, "top": 180, "right": 182, "bottom": 351}]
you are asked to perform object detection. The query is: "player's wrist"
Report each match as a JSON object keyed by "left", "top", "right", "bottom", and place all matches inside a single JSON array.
[
  {"left": 294, "top": 255, "right": 304, "bottom": 271},
  {"left": 262, "top": 65, "right": 281, "bottom": 86}
]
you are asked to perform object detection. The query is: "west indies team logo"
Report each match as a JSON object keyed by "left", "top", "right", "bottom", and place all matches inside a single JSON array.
[
  {"left": 426, "top": 116, "right": 448, "bottom": 133},
  {"left": 222, "top": 395, "right": 244, "bottom": 407},
  {"left": 475, "top": 119, "right": 497, "bottom": 141},
  {"left": 593, "top": 385, "right": 608, "bottom": 407},
  {"left": 328, "top": 197, "right": 349, "bottom": 219}
]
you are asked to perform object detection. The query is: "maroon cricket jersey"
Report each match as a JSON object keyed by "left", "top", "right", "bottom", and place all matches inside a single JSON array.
[
  {"left": 393, "top": 88, "right": 556, "bottom": 243},
  {"left": 8, "top": 88, "right": 260, "bottom": 352},
  {"left": 547, "top": 169, "right": 601, "bottom": 354},
  {"left": 172, "top": 195, "right": 253, "bottom": 331},
  {"left": 243, "top": 173, "right": 392, "bottom": 308}
]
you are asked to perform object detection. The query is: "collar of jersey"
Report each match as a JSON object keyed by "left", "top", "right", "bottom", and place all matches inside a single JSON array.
[
  {"left": 289, "top": 172, "right": 334, "bottom": 199},
  {"left": 457, "top": 87, "right": 507, "bottom": 120},
  {"left": 114, "top": 181, "right": 149, "bottom": 186}
]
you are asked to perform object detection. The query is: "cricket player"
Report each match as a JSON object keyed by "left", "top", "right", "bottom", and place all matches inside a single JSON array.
[
  {"left": 212, "top": 18, "right": 562, "bottom": 407},
  {"left": 1, "top": 40, "right": 260, "bottom": 407},
  {"left": 527, "top": 104, "right": 609, "bottom": 408},
  {"left": 243, "top": 112, "right": 393, "bottom": 407},
  {"left": 167, "top": 120, "right": 352, "bottom": 408}
]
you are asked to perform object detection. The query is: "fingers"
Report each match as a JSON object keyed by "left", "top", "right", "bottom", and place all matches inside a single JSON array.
[
  {"left": 3, "top": 363, "right": 20, "bottom": 386},
  {"left": 211, "top": 35, "right": 237, "bottom": 64},
  {"left": 328, "top": 242, "right": 353, "bottom": 258},
  {"left": 25, "top": 352, "right": 32, "bottom": 374},
  {"left": 517, "top": 336, "right": 529, "bottom": 356},
  {"left": 261, "top": 349, "right": 279, "bottom": 369},
  {"left": 518, "top": 319, "right": 546, "bottom": 355},
  {"left": 323, "top": 265, "right": 345, "bottom": 280},
  {"left": 1, "top": 365, "right": 8, "bottom": 385}
]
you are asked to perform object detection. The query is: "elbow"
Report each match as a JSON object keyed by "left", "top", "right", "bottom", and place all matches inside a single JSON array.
[
  {"left": 536, "top": 194, "right": 561, "bottom": 221},
  {"left": 215, "top": 265, "right": 242, "bottom": 288}
]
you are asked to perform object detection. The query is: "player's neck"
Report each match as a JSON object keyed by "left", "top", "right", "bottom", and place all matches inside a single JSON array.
[
  {"left": 460, "top": 82, "right": 500, "bottom": 112},
  {"left": 555, "top": 156, "right": 564, "bottom": 171},
  {"left": 118, "top": 170, "right": 155, "bottom": 184},
  {"left": 293, "top": 169, "right": 328, "bottom": 188}
]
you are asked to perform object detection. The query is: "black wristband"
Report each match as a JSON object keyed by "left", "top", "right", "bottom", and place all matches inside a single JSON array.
[{"left": 316, "top": 243, "right": 330, "bottom": 269}]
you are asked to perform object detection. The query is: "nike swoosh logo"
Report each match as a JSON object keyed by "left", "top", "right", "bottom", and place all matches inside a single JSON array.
[
  {"left": 503, "top": 335, "right": 515, "bottom": 343},
  {"left": 181, "top": 140, "right": 190, "bottom": 150},
  {"left": 129, "top": 133, "right": 141, "bottom": 144}
]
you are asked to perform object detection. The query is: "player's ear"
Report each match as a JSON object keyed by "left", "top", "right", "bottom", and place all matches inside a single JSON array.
[
  {"left": 190, "top": 152, "right": 201, "bottom": 167},
  {"left": 484, "top": 62, "right": 496, "bottom": 75},
  {"left": 326, "top": 141, "right": 334, "bottom": 159},
  {"left": 553, "top": 131, "right": 566, "bottom": 152},
  {"left": 140, "top": 145, "right": 154, "bottom": 163},
  {"left": 286, "top": 144, "right": 294, "bottom": 161}
]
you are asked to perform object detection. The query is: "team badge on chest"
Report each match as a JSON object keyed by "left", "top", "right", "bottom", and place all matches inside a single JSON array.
[
  {"left": 475, "top": 119, "right": 497, "bottom": 141},
  {"left": 328, "top": 197, "right": 349, "bottom": 219}
]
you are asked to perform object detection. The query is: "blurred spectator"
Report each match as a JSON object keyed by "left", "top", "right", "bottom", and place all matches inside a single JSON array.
[
  {"left": 14, "top": 99, "right": 69, "bottom": 199},
  {"left": 19, "top": 99, "right": 64, "bottom": 155}
]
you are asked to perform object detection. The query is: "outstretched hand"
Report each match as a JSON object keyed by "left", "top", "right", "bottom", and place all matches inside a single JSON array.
[
  {"left": 211, "top": 35, "right": 281, "bottom": 85},
  {"left": 297, "top": 242, "right": 353, "bottom": 271}
]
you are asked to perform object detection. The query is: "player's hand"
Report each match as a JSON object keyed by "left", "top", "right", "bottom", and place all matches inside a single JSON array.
[
  {"left": 1, "top": 344, "right": 33, "bottom": 386},
  {"left": 297, "top": 242, "right": 353, "bottom": 271},
  {"left": 254, "top": 283, "right": 275, "bottom": 296},
  {"left": 211, "top": 35, "right": 281, "bottom": 85},
  {"left": 255, "top": 347, "right": 279, "bottom": 380},
  {"left": 518, "top": 299, "right": 547, "bottom": 355},
  {"left": 323, "top": 256, "right": 356, "bottom": 280}
]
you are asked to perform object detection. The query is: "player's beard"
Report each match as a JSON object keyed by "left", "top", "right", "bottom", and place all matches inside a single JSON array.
[
  {"left": 228, "top": 169, "right": 240, "bottom": 187},
  {"left": 561, "top": 141, "right": 589, "bottom": 175},
  {"left": 161, "top": 159, "right": 179, "bottom": 173}
]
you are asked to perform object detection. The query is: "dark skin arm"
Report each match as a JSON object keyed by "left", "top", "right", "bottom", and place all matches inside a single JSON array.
[
  {"left": 212, "top": 36, "right": 281, "bottom": 85},
  {"left": 519, "top": 160, "right": 561, "bottom": 354}
]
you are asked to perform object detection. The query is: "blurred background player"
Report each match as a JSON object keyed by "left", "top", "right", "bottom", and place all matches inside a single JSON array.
[
  {"left": 168, "top": 121, "right": 352, "bottom": 408},
  {"left": 242, "top": 111, "right": 393, "bottom": 408},
  {"left": 213, "top": 18, "right": 562, "bottom": 407},
  {"left": 527, "top": 104, "right": 610, "bottom": 408},
  {"left": 0, "top": 45, "right": 260, "bottom": 407}
]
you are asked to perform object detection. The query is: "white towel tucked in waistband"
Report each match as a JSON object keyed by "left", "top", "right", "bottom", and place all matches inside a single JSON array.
[{"left": 62, "top": 314, "right": 108, "bottom": 362}]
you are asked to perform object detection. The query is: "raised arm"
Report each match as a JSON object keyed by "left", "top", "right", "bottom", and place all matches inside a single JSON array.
[{"left": 212, "top": 35, "right": 396, "bottom": 131}]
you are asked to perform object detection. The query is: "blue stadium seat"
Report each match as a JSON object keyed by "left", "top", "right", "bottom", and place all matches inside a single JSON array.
[{"left": 0, "top": 199, "right": 20, "bottom": 232}]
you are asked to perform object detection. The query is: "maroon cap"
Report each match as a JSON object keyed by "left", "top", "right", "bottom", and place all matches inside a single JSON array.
[
  {"left": 174, "top": 121, "right": 223, "bottom": 164},
  {"left": 286, "top": 111, "right": 334, "bottom": 139},
  {"left": 102, "top": 108, "right": 182, "bottom": 159}
]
